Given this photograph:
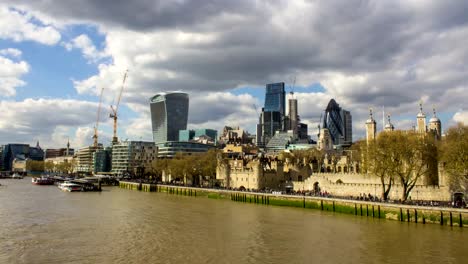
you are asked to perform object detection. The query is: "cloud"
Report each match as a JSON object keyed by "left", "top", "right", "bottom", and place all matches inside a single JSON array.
[
  {"left": 2, "top": 1, "right": 468, "bottom": 142},
  {"left": 0, "top": 98, "right": 101, "bottom": 148},
  {"left": 452, "top": 111, "right": 468, "bottom": 125},
  {"left": 0, "top": 51, "right": 29, "bottom": 96},
  {"left": 0, "top": 6, "right": 61, "bottom": 45},
  {"left": 0, "top": 48, "right": 22, "bottom": 58},
  {"left": 63, "top": 34, "right": 107, "bottom": 63}
]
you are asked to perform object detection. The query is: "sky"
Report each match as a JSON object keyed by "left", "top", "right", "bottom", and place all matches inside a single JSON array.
[{"left": 0, "top": 0, "right": 467, "bottom": 149}]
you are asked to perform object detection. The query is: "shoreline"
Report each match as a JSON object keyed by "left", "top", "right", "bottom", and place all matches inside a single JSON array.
[{"left": 119, "top": 181, "right": 468, "bottom": 228}]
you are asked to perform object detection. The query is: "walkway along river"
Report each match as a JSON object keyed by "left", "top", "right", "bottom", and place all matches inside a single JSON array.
[{"left": 120, "top": 181, "right": 468, "bottom": 227}]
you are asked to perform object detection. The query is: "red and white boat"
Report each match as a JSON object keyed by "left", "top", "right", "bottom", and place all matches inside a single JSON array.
[{"left": 32, "top": 177, "right": 54, "bottom": 185}]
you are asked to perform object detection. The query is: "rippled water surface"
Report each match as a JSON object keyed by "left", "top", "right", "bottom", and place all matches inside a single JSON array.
[{"left": 0, "top": 178, "right": 466, "bottom": 263}]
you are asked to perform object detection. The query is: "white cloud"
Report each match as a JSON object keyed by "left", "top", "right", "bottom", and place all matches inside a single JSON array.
[
  {"left": 0, "top": 98, "right": 101, "bottom": 148},
  {"left": 0, "top": 6, "right": 61, "bottom": 45},
  {"left": 63, "top": 34, "right": 107, "bottom": 63},
  {"left": 0, "top": 52, "right": 29, "bottom": 96},
  {"left": 0, "top": 48, "right": 22, "bottom": 58},
  {"left": 452, "top": 111, "right": 468, "bottom": 125}
]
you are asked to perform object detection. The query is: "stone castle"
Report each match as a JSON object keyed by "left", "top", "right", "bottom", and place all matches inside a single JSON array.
[{"left": 216, "top": 103, "right": 451, "bottom": 201}]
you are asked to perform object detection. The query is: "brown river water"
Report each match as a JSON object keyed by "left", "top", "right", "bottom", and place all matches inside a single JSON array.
[{"left": 0, "top": 178, "right": 466, "bottom": 264}]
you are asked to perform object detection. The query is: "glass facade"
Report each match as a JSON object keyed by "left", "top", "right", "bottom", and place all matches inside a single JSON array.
[
  {"left": 150, "top": 92, "right": 189, "bottom": 143},
  {"left": 264, "top": 82, "right": 286, "bottom": 116},
  {"left": 260, "top": 110, "right": 282, "bottom": 145},
  {"left": 156, "top": 141, "right": 215, "bottom": 158},
  {"left": 322, "top": 99, "right": 352, "bottom": 146},
  {"left": 1, "top": 144, "right": 44, "bottom": 171},
  {"left": 179, "top": 129, "right": 195, "bottom": 142},
  {"left": 194, "top": 129, "right": 217, "bottom": 142}
]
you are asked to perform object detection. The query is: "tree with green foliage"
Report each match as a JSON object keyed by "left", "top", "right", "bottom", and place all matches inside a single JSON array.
[
  {"left": 439, "top": 123, "right": 468, "bottom": 193},
  {"left": 26, "top": 160, "right": 45, "bottom": 172},
  {"left": 44, "top": 160, "right": 55, "bottom": 172}
]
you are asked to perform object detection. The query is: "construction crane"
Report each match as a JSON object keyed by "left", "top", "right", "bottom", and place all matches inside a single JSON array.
[
  {"left": 110, "top": 70, "right": 128, "bottom": 145},
  {"left": 92, "top": 87, "right": 104, "bottom": 148},
  {"left": 252, "top": 104, "right": 259, "bottom": 116},
  {"left": 289, "top": 76, "right": 296, "bottom": 97}
]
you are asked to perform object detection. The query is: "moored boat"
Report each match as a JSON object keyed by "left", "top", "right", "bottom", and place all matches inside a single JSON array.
[
  {"left": 32, "top": 177, "right": 54, "bottom": 185},
  {"left": 58, "top": 182, "right": 83, "bottom": 192},
  {"left": 11, "top": 173, "right": 23, "bottom": 179}
]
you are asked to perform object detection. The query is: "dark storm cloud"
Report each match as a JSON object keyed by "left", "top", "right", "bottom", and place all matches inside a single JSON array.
[{"left": 3, "top": 0, "right": 256, "bottom": 30}]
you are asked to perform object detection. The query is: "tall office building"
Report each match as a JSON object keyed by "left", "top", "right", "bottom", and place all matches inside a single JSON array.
[
  {"left": 264, "top": 82, "right": 286, "bottom": 116},
  {"left": 322, "top": 99, "right": 352, "bottom": 146},
  {"left": 257, "top": 82, "right": 286, "bottom": 147},
  {"left": 150, "top": 92, "right": 189, "bottom": 143},
  {"left": 258, "top": 109, "right": 283, "bottom": 147}
]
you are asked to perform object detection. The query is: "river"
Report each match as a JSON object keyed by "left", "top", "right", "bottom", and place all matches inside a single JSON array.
[{"left": 0, "top": 178, "right": 465, "bottom": 263}]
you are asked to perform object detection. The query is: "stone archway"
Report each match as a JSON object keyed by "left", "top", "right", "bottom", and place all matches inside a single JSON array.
[{"left": 313, "top": 182, "right": 320, "bottom": 194}]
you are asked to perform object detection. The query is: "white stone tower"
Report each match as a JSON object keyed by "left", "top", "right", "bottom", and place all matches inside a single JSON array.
[
  {"left": 428, "top": 107, "right": 442, "bottom": 140},
  {"left": 416, "top": 101, "right": 427, "bottom": 134},
  {"left": 366, "top": 108, "right": 377, "bottom": 143},
  {"left": 384, "top": 114, "right": 394, "bottom": 132}
]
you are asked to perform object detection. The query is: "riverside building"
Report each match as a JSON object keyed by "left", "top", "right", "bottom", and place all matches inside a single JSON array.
[
  {"left": 75, "top": 145, "right": 103, "bottom": 174},
  {"left": 111, "top": 141, "right": 157, "bottom": 176}
]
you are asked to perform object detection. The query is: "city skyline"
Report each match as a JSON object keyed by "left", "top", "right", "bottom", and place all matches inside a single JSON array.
[{"left": 0, "top": 1, "right": 467, "bottom": 148}]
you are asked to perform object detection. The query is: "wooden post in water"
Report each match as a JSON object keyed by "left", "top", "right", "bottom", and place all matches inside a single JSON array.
[
  {"left": 321, "top": 200, "right": 324, "bottom": 211},
  {"left": 360, "top": 204, "right": 363, "bottom": 216},
  {"left": 378, "top": 205, "right": 380, "bottom": 218},
  {"left": 354, "top": 204, "right": 357, "bottom": 215},
  {"left": 414, "top": 209, "right": 418, "bottom": 223},
  {"left": 460, "top": 213, "right": 463, "bottom": 227},
  {"left": 440, "top": 211, "right": 444, "bottom": 225},
  {"left": 366, "top": 205, "right": 368, "bottom": 217},
  {"left": 450, "top": 212, "right": 453, "bottom": 227},
  {"left": 400, "top": 208, "right": 403, "bottom": 222},
  {"left": 332, "top": 201, "right": 335, "bottom": 211},
  {"left": 372, "top": 205, "right": 375, "bottom": 218},
  {"left": 407, "top": 209, "right": 410, "bottom": 223}
]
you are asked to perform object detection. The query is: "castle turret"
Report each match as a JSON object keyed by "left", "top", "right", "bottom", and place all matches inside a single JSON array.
[
  {"left": 417, "top": 101, "right": 426, "bottom": 134},
  {"left": 366, "top": 108, "right": 377, "bottom": 143},
  {"left": 428, "top": 107, "right": 442, "bottom": 140},
  {"left": 384, "top": 114, "right": 394, "bottom": 132}
]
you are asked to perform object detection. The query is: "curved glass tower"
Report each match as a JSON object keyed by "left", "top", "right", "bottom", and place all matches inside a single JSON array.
[
  {"left": 322, "top": 99, "right": 352, "bottom": 146},
  {"left": 150, "top": 92, "right": 189, "bottom": 143}
]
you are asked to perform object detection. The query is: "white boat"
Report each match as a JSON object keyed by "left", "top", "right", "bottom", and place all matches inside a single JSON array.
[
  {"left": 11, "top": 173, "right": 23, "bottom": 179},
  {"left": 58, "top": 182, "right": 83, "bottom": 192}
]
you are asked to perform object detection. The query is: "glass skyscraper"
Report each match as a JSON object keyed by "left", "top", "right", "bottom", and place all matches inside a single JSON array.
[
  {"left": 322, "top": 99, "right": 352, "bottom": 146},
  {"left": 150, "top": 92, "right": 189, "bottom": 143},
  {"left": 264, "top": 82, "right": 286, "bottom": 116}
]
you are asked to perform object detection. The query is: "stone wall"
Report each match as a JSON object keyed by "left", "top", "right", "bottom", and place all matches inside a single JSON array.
[
  {"left": 292, "top": 173, "right": 451, "bottom": 201},
  {"left": 216, "top": 159, "right": 285, "bottom": 190}
]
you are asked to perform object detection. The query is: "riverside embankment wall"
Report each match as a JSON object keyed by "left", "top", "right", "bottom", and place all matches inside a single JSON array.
[{"left": 119, "top": 182, "right": 468, "bottom": 228}]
